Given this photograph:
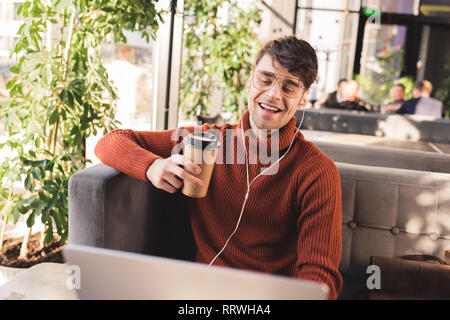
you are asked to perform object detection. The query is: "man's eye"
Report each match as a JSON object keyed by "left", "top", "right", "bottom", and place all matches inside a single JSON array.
[
  {"left": 283, "top": 84, "right": 296, "bottom": 92},
  {"left": 260, "top": 78, "right": 273, "bottom": 84}
]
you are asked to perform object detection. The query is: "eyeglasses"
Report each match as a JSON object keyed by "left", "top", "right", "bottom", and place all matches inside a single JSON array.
[{"left": 252, "top": 70, "right": 305, "bottom": 98}]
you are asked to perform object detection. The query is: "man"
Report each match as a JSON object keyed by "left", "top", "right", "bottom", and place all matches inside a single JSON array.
[
  {"left": 383, "top": 83, "right": 405, "bottom": 114},
  {"left": 396, "top": 80, "right": 443, "bottom": 118},
  {"left": 317, "top": 78, "right": 347, "bottom": 108},
  {"left": 95, "top": 36, "right": 343, "bottom": 299},
  {"left": 328, "top": 80, "right": 372, "bottom": 111}
]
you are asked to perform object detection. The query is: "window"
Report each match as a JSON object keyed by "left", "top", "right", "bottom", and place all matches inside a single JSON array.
[
  {"left": 362, "top": 0, "right": 420, "bottom": 15},
  {"left": 298, "top": 0, "right": 360, "bottom": 11},
  {"left": 0, "top": 1, "right": 25, "bottom": 132},
  {"left": 101, "top": 35, "right": 154, "bottom": 131},
  {"left": 295, "top": 0, "right": 360, "bottom": 98},
  {"left": 85, "top": 33, "right": 155, "bottom": 166}
]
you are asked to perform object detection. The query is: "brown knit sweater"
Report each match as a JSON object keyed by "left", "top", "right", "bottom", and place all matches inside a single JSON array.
[{"left": 95, "top": 111, "right": 343, "bottom": 299}]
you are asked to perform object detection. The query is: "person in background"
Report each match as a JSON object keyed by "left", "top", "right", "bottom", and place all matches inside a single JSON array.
[
  {"left": 383, "top": 83, "right": 406, "bottom": 114},
  {"left": 329, "top": 80, "right": 372, "bottom": 111},
  {"left": 317, "top": 78, "right": 347, "bottom": 108},
  {"left": 396, "top": 80, "right": 442, "bottom": 118}
]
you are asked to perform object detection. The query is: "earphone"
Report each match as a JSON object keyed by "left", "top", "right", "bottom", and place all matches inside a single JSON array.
[{"left": 207, "top": 90, "right": 308, "bottom": 267}]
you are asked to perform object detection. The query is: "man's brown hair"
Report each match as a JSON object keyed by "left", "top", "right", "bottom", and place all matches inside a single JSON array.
[
  {"left": 393, "top": 83, "right": 405, "bottom": 91},
  {"left": 253, "top": 36, "right": 318, "bottom": 89}
]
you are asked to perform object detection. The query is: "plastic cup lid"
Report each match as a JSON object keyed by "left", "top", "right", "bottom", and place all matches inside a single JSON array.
[{"left": 183, "top": 132, "right": 220, "bottom": 150}]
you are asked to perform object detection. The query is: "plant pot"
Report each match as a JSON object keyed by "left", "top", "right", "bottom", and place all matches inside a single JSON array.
[{"left": 0, "top": 232, "right": 64, "bottom": 269}]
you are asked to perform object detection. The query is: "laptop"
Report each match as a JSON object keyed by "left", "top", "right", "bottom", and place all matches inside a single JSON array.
[{"left": 63, "top": 244, "right": 329, "bottom": 300}]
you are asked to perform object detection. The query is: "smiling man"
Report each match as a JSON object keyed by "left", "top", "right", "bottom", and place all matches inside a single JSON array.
[{"left": 95, "top": 36, "right": 343, "bottom": 299}]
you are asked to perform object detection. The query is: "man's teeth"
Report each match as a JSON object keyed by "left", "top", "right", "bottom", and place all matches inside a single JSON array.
[{"left": 260, "top": 103, "right": 280, "bottom": 112}]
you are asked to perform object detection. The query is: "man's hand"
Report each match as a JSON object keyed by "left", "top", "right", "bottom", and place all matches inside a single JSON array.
[{"left": 146, "top": 154, "right": 203, "bottom": 193}]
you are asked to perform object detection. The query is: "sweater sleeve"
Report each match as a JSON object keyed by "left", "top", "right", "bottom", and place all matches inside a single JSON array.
[
  {"left": 94, "top": 126, "right": 199, "bottom": 182},
  {"left": 295, "top": 156, "right": 343, "bottom": 300}
]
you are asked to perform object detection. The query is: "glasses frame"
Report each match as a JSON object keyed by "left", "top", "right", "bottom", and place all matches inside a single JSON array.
[{"left": 252, "top": 70, "right": 305, "bottom": 98}]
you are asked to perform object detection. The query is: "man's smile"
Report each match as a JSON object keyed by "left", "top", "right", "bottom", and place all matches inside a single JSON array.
[{"left": 258, "top": 102, "right": 282, "bottom": 113}]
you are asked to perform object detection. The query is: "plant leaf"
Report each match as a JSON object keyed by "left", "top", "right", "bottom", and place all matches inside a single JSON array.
[
  {"left": 49, "top": 109, "right": 59, "bottom": 125},
  {"left": 24, "top": 174, "right": 33, "bottom": 191},
  {"left": 26, "top": 211, "right": 36, "bottom": 228},
  {"left": 60, "top": 89, "right": 68, "bottom": 102},
  {"left": 31, "top": 168, "right": 41, "bottom": 180}
]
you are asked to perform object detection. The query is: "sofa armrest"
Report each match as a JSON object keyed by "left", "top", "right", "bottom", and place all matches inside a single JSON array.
[{"left": 68, "top": 164, "right": 196, "bottom": 261}]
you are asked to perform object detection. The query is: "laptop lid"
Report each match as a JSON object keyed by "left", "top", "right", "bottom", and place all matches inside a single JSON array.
[{"left": 63, "top": 244, "right": 328, "bottom": 300}]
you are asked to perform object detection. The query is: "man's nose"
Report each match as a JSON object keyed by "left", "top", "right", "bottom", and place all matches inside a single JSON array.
[{"left": 266, "top": 79, "right": 283, "bottom": 99}]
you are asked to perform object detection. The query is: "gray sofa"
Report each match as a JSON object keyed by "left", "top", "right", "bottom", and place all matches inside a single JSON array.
[
  {"left": 312, "top": 140, "right": 450, "bottom": 174},
  {"left": 297, "top": 109, "right": 450, "bottom": 144},
  {"left": 337, "top": 162, "right": 450, "bottom": 299},
  {"left": 68, "top": 163, "right": 450, "bottom": 299}
]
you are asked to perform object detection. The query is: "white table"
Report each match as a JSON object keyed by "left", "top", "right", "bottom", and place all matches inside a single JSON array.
[{"left": 0, "top": 262, "right": 78, "bottom": 300}]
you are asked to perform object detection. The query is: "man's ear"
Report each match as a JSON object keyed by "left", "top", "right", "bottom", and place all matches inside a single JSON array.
[{"left": 298, "top": 89, "right": 310, "bottom": 110}]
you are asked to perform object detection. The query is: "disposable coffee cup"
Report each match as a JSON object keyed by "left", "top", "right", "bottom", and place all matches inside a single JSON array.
[{"left": 181, "top": 132, "right": 220, "bottom": 198}]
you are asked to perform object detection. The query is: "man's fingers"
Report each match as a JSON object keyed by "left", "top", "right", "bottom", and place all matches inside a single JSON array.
[
  {"left": 171, "top": 154, "right": 202, "bottom": 175},
  {"left": 159, "top": 180, "right": 178, "bottom": 194},
  {"left": 171, "top": 164, "right": 204, "bottom": 188},
  {"left": 165, "top": 174, "right": 183, "bottom": 190},
  {"left": 153, "top": 155, "right": 203, "bottom": 192}
]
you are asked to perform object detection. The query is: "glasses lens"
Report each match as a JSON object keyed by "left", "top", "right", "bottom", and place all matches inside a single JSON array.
[
  {"left": 254, "top": 71, "right": 275, "bottom": 91},
  {"left": 253, "top": 71, "right": 302, "bottom": 98},
  {"left": 280, "top": 79, "right": 301, "bottom": 98}
]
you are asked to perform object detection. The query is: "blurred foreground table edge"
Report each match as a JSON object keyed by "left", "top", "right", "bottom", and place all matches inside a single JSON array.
[{"left": 0, "top": 262, "right": 78, "bottom": 300}]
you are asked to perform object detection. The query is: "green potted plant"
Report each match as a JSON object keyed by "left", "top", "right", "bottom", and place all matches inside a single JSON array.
[{"left": 0, "top": 0, "right": 163, "bottom": 267}]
